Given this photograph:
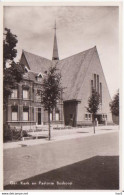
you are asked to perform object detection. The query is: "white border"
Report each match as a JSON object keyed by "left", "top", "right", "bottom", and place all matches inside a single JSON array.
[{"left": 0, "top": 1, "right": 123, "bottom": 194}]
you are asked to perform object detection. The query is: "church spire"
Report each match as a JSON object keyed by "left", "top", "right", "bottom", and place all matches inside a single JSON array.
[{"left": 52, "top": 21, "right": 59, "bottom": 61}]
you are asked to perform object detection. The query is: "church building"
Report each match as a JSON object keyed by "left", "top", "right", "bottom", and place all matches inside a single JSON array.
[{"left": 5, "top": 25, "right": 113, "bottom": 128}]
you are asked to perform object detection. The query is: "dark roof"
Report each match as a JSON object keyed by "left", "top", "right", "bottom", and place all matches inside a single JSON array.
[
  {"left": 22, "top": 46, "right": 96, "bottom": 100},
  {"left": 23, "top": 71, "right": 37, "bottom": 82},
  {"left": 58, "top": 47, "right": 96, "bottom": 100},
  {"left": 23, "top": 71, "right": 45, "bottom": 84},
  {"left": 23, "top": 50, "right": 52, "bottom": 73}
]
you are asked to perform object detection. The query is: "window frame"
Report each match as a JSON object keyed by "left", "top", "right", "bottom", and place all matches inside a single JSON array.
[
  {"left": 55, "top": 112, "right": 60, "bottom": 121},
  {"left": 23, "top": 107, "right": 29, "bottom": 121},
  {"left": 11, "top": 106, "right": 18, "bottom": 121},
  {"left": 11, "top": 88, "right": 18, "bottom": 99},
  {"left": 23, "top": 89, "right": 29, "bottom": 99},
  {"left": 50, "top": 113, "right": 53, "bottom": 121},
  {"left": 85, "top": 114, "right": 92, "bottom": 120}
]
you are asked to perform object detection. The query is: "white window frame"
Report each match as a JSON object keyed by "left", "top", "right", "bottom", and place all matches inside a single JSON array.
[
  {"left": 55, "top": 112, "right": 59, "bottom": 121},
  {"left": 23, "top": 111, "right": 29, "bottom": 121},
  {"left": 37, "top": 73, "right": 43, "bottom": 82},
  {"left": 25, "top": 66, "right": 29, "bottom": 72},
  {"left": 23, "top": 107, "right": 29, "bottom": 121},
  {"left": 85, "top": 114, "right": 92, "bottom": 120},
  {"left": 36, "top": 90, "right": 42, "bottom": 102},
  {"left": 50, "top": 113, "right": 53, "bottom": 121},
  {"left": 89, "top": 114, "right": 91, "bottom": 120},
  {"left": 85, "top": 114, "right": 88, "bottom": 120},
  {"left": 11, "top": 89, "right": 18, "bottom": 99},
  {"left": 12, "top": 111, "right": 18, "bottom": 121},
  {"left": 37, "top": 77, "right": 42, "bottom": 82},
  {"left": 23, "top": 89, "right": 29, "bottom": 99}
]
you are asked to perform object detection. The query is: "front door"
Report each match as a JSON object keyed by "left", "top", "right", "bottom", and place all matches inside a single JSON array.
[
  {"left": 69, "top": 114, "right": 74, "bottom": 126},
  {"left": 64, "top": 101, "right": 78, "bottom": 127},
  {"left": 95, "top": 114, "right": 102, "bottom": 124},
  {"left": 38, "top": 108, "right": 41, "bottom": 125}
]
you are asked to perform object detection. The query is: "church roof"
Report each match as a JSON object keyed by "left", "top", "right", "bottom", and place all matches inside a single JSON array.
[
  {"left": 58, "top": 47, "right": 96, "bottom": 101},
  {"left": 21, "top": 46, "right": 96, "bottom": 101}
]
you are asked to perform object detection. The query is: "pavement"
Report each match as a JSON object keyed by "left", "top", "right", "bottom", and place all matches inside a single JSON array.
[
  {"left": 3, "top": 125, "right": 119, "bottom": 150},
  {"left": 4, "top": 128, "right": 119, "bottom": 187},
  {"left": 5, "top": 156, "right": 119, "bottom": 190}
]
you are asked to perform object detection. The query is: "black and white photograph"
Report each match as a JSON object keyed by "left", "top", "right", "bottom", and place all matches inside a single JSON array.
[{"left": 2, "top": 3, "right": 121, "bottom": 191}]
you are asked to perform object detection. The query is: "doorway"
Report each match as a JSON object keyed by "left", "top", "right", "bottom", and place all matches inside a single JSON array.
[
  {"left": 95, "top": 114, "right": 103, "bottom": 124},
  {"left": 63, "top": 101, "right": 78, "bottom": 127}
]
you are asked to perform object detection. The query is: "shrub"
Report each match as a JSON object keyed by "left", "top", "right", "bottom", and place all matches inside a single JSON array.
[
  {"left": 3, "top": 125, "right": 29, "bottom": 142},
  {"left": 3, "top": 124, "right": 12, "bottom": 142}
]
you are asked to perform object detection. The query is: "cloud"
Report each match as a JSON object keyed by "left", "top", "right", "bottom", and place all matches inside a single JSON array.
[{"left": 4, "top": 6, "right": 119, "bottom": 97}]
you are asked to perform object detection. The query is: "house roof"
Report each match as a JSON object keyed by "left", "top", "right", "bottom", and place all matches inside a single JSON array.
[
  {"left": 21, "top": 46, "right": 96, "bottom": 101},
  {"left": 22, "top": 50, "right": 52, "bottom": 73},
  {"left": 23, "top": 71, "right": 37, "bottom": 82}
]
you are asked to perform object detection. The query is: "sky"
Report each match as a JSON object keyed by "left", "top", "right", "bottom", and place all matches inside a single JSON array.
[{"left": 4, "top": 6, "right": 119, "bottom": 98}]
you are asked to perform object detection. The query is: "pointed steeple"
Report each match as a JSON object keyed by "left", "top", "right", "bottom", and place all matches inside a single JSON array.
[{"left": 52, "top": 21, "right": 59, "bottom": 61}]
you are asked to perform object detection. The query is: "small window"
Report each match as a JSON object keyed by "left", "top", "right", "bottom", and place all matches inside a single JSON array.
[
  {"left": 25, "top": 67, "right": 29, "bottom": 73},
  {"left": 36, "top": 90, "right": 42, "bottom": 102},
  {"left": 32, "top": 107, "right": 34, "bottom": 121},
  {"left": 85, "top": 114, "right": 91, "bottom": 120},
  {"left": 97, "top": 75, "right": 99, "bottom": 93},
  {"left": 37, "top": 90, "right": 41, "bottom": 95},
  {"left": 91, "top": 80, "right": 93, "bottom": 93},
  {"left": 50, "top": 113, "right": 53, "bottom": 121},
  {"left": 85, "top": 114, "right": 88, "bottom": 120},
  {"left": 37, "top": 73, "right": 43, "bottom": 82},
  {"left": 23, "top": 89, "right": 29, "bottom": 99},
  {"left": 104, "top": 115, "right": 107, "bottom": 119},
  {"left": 56, "top": 112, "right": 60, "bottom": 121},
  {"left": 23, "top": 107, "right": 29, "bottom": 121},
  {"left": 11, "top": 89, "right": 18, "bottom": 99},
  {"left": 11, "top": 106, "right": 18, "bottom": 121},
  {"left": 94, "top": 74, "right": 96, "bottom": 90},
  {"left": 37, "top": 77, "right": 42, "bottom": 82},
  {"left": 38, "top": 108, "right": 41, "bottom": 112}
]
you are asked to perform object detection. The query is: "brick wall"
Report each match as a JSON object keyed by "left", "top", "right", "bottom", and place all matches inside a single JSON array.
[{"left": 76, "top": 48, "right": 113, "bottom": 124}]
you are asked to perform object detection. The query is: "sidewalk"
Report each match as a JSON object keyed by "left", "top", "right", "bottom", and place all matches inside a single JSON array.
[
  {"left": 4, "top": 128, "right": 119, "bottom": 187},
  {"left": 3, "top": 125, "right": 119, "bottom": 150}
]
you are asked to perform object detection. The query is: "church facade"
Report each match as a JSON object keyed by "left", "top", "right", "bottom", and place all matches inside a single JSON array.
[{"left": 4, "top": 27, "right": 113, "bottom": 128}]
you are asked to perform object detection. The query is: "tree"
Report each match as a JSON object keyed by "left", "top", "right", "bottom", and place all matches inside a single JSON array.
[
  {"left": 86, "top": 88, "right": 100, "bottom": 134},
  {"left": 41, "top": 65, "right": 62, "bottom": 140},
  {"left": 110, "top": 91, "right": 119, "bottom": 116},
  {"left": 3, "top": 28, "right": 18, "bottom": 69},
  {"left": 3, "top": 28, "right": 24, "bottom": 104}
]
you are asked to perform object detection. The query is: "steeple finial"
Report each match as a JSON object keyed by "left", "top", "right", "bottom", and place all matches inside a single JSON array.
[
  {"left": 54, "top": 20, "right": 56, "bottom": 30},
  {"left": 52, "top": 21, "right": 59, "bottom": 61}
]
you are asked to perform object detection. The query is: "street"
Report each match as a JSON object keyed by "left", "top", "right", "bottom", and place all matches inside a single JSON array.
[{"left": 4, "top": 129, "right": 119, "bottom": 189}]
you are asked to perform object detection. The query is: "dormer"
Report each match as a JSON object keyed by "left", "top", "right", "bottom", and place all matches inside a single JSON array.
[
  {"left": 36, "top": 72, "right": 43, "bottom": 82},
  {"left": 24, "top": 66, "right": 29, "bottom": 73}
]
